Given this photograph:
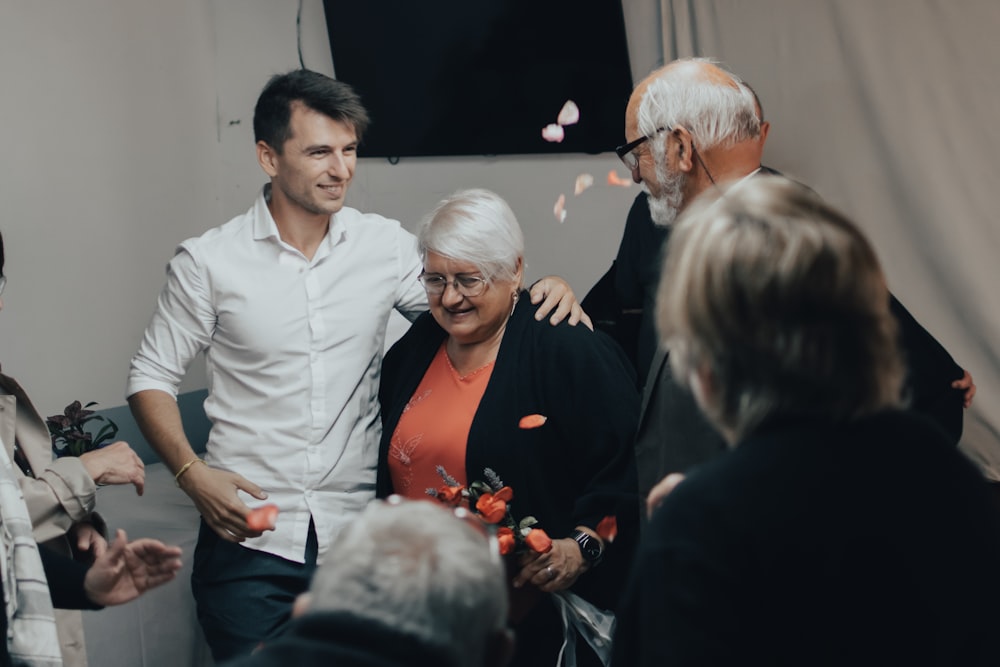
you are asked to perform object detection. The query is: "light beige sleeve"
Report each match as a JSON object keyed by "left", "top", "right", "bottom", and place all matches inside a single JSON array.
[{"left": 19, "top": 455, "right": 99, "bottom": 543}]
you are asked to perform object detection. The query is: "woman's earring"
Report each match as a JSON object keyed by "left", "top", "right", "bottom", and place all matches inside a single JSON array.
[{"left": 510, "top": 291, "right": 519, "bottom": 317}]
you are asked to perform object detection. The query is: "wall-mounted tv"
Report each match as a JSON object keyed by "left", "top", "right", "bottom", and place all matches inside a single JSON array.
[{"left": 322, "top": 0, "right": 633, "bottom": 159}]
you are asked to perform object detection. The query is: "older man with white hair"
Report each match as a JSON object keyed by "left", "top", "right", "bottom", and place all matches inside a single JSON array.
[{"left": 618, "top": 58, "right": 973, "bottom": 513}]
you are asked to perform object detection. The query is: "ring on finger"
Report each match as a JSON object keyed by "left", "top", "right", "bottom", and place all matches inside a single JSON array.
[{"left": 545, "top": 565, "right": 556, "bottom": 580}]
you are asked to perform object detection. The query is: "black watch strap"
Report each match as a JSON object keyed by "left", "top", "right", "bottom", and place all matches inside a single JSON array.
[{"left": 570, "top": 529, "right": 604, "bottom": 566}]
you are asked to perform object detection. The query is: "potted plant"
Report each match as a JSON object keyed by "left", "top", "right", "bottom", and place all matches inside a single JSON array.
[{"left": 46, "top": 400, "right": 119, "bottom": 457}]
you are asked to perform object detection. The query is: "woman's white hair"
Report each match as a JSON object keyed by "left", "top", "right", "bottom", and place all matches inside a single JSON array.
[
  {"left": 638, "top": 57, "right": 760, "bottom": 152},
  {"left": 308, "top": 499, "right": 508, "bottom": 667},
  {"left": 417, "top": 188, "right": 525, "bottom": 284},
  {"left": 657, "top": 176, "right": 905, "bottom": 441}
]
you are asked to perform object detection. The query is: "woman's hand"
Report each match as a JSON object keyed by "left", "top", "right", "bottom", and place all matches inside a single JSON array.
[{"left": 512, "top": 538, "right": 588, "bottom": 593}]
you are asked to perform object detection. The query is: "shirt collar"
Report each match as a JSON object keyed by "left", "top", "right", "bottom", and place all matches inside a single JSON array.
[
  {"left": 252, "top": 184, "right": 282, "bottom": 243},
  {"left": 251, "top": 184, "right": 346, "bottom": 259}
]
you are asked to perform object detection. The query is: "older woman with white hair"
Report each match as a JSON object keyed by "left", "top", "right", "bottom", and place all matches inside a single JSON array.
[
  {"left": 376, "top": 189, "right": 639, "bottom": 667},
  {"left": 613, "top": 176, "right": 1000, "bottom": 666}
]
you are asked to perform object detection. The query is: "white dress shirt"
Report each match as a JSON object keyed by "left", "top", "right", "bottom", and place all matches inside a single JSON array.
[{"left": 127, "top": 187, "right": 428, "bottom": 563}]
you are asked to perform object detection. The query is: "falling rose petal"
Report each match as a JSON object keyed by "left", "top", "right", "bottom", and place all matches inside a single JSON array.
[
  {"left": 553, "top": 195, "right": 567, "bottom": 223},
  {"left": 557, "top": 100, "right": 580, "bottom": 126},
  {"left": 541, "top": 123, "right": 565, "bottom": 143},
  {"left": 607, "top": 170, "right": 633, "bottom": 187},
  {"left": 246, "top": 504, "right": 279, "bottom": 531},
  {"left": 574, "top": 173, "right": 594, "bottom": 196}
]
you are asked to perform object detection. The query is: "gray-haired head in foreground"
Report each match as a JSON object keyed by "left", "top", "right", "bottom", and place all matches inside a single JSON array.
[
  {"left": 308, "top": 498, "right": 508, "bottom": 667},
  {"left": 417, "top": 188, "right": 525, "bottom": 285},
  {"left": 657, "top": 176, "right": 904, "bottom": 441}
]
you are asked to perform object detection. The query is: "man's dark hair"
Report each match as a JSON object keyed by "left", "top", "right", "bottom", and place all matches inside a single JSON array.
[{"left": 253, "top": 69, "right": 370, "bottom": 153}]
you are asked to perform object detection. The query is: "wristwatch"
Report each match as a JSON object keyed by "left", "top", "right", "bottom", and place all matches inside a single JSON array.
[{"left": 570, "top": 530, "right": 604, "bottom": 567}]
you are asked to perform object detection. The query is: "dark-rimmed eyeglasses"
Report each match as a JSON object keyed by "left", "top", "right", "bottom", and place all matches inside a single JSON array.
[
  {"left": 615, "top": 127, "right": 667, "bottom": 171},
  {"left": 418, "top": 272, "right": 490, "bottom": 298}
]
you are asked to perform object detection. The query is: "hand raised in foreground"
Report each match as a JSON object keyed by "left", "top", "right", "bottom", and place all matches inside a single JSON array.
[
  {"left": 80, "top": 441, "right": 146, "bottom": 495},
  {"left": 84, "top": 529, "right": 182, "bottom": 607}
]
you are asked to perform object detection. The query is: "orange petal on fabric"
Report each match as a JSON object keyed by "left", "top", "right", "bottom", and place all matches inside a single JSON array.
[
  {"left": 246, "top": 504, "right": 279, "bottom": 531},
  {"left": 557, "top": 100, "right": 580, "bottom": 126},
  {"left": 519, "top": 414, "right": 548, "bottom": 429},
  {"left": 596, "top": 515, "right": 618, "bottom": 543},
  {"left": 495, "top": 486, "right": 514, "bottom": 502},
  {"left": 497, "top": 527, "right": 516, "bottom": 555},
  {"left": 553, "top": 194, "right": 567, "bottom": 223},
  {"left": 573, "top": 173, "right": 594, "bottom": 196},
  {"left": 525, "top": 528, "right": 553, "bottom": 554},
  {"left": 541, "top": 123, "right": 565, "bottom": 143},
  {"left": 607, "top": 170, "right": 633, "bottom": 187}
]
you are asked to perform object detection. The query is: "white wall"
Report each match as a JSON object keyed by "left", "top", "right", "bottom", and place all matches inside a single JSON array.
[
  {"left": 0, "top": 0, "right": 221, "bottom": 414},
  {"left": 0, "top": 0, "right": 643, "bottom": 416}
]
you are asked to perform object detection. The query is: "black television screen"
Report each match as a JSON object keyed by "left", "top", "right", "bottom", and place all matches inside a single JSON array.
[{"left": 322, "top": 0, "right": 633, "bottom": 158}]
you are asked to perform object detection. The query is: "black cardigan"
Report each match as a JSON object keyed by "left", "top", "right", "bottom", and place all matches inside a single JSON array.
[
  {"left": 377, "top": 293, "right": 640, "bottom": 609},
  {"left": 614, "top": 410, "right": 1000, "bottom": 666}
]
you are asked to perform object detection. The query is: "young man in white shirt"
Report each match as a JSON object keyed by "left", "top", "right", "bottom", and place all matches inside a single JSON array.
[{"left": 126, "top": 69, "right": 586, "bottom": 661}]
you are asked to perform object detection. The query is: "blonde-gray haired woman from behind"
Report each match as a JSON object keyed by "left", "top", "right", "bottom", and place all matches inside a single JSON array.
[
  {"left": 613, "top": 176, "right": 1000, "bottom": 667},
  {"left": 376, "top": 188, "right": 639, "bottom": 667}
]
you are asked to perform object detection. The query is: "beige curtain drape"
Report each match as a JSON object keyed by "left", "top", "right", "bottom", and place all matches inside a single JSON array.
[{"left": 623, "top": 0, "right": 1000, "bottom": 478}]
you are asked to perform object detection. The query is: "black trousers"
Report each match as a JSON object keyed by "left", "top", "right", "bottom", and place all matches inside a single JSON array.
[{"left": 191, "top": 518, "right": 318, "bottom": 662}]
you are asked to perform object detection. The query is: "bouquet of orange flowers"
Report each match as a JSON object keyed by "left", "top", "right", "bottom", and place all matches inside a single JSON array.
[
  {"left": 429, "top": 465, "right": 620, "bottom": 666},
  {"left": 427, "top": 466, "right": 553, "bottom": 556},
  {"left": 427, "top": 465, "right": 618, "bottom": 556}
]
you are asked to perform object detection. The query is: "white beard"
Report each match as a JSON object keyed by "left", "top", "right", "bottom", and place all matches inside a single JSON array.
[{"left": 647, "top": 162, "right": 686, "bottom": 227}]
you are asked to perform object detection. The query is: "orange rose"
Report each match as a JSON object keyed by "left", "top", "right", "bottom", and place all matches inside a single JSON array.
[
  {"left": 497, "top": 527, "right": 516, "bottom": 555},
  {"left": 437, "top": 485, "right": 465, "bottom": 506},
  {"left": 476, "top": 491, "right": 509, "bottom": 524},
  {"left": 596, "top": 515, "right": 618, "bottom": 543},
  {"left": 524, "top": 528, "right": 553, "bottom": 554}
]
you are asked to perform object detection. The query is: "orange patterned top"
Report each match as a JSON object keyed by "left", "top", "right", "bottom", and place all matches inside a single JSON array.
[{"left": 387, "top": 342, "right": 494, "bottom": 497}]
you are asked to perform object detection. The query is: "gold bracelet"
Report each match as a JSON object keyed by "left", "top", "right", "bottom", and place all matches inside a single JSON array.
[{"left": 174, "top": 457, "right": 206, "bottom": 486}]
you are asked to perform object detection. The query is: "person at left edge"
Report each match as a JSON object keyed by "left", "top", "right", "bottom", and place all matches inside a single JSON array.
[
  {"left": 125, "top": 69, "right": 589, "bottom": 662},
  {"left": 0, "top": 230, "right": 146, "bottom": 667}
]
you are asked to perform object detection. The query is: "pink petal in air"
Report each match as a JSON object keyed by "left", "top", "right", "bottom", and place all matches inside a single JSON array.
[
  {"left": 553, "top": 194, "right": 567, "bottom": 223},
  {"left": 541, "top": 123, "right": 565, "bottom": 143},
  {"left": 574, "top": 173, "right": 594, "bottom": 195},
  {"left": 557, "top": 100, "right": 580, "bottom": 126},
  {"left": 607, "top": 170, "right": 633, "bottom": 187}
]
